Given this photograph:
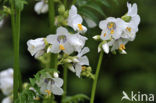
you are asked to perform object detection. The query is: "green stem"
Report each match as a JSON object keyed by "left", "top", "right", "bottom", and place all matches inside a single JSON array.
[
  {"left": 64, "top": 0, "right": 67, "bottom": 8},
  {"left": 48, "top": 0, "right": 55, "bottom": 33},
  {"left": 62, "top": 66, "right": 68, "bottom": 102},
  {"left": 72, "top": 0, "right": 77, "bottom": 5},
  {"left": 10, "top": 0, "right": 22, "bottom": 100},
  {"left": 48, "top": 0, "right": 58, "bottom": 69},
  {"left": 90, "top": 51, "right": 104, "bottom": 103}
]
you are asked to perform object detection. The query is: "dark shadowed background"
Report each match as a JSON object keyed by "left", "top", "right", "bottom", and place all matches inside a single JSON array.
[{"left": 0, "top": 0, "right": 156, "bottom": 103}]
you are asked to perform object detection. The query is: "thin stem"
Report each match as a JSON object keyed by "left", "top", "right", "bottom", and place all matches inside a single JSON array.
[
  {"left": 90, "top": 51, "right": 104, "bottom": 103},
  {"left": 48, "top": 0, "right": 55, "bottom": 33},
  {"left": 10, "top": 0, "right": 22, "bottom": 100},
  {"left": 64, "top": 0, "right": 67, "bottom": 8},
  {"left": 62, "top": 66, "right": 68, "bottom": 102},
  {"left": 72, "top": 0, "right": 77, "bottom": 5},
  {"left": 48, "top": 0, "right": 58, "bottom": 69}
]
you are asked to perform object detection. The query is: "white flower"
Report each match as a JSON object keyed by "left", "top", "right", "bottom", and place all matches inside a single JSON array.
[
  {"left": 34, "top": 0, "right": 48, "bottom": 14},
  {"left": 2, "top": 96, "right": 12, "bottom": 103},
  {"left": 36, "top": 73, "right": 63, "bottom": 95},
  {"left": 68, "top": 33, "right": 88, "bottom": 52},
  {"left": 46, "top": 27, "right": 74, "bottom": 54},
  {"left": 99, "top": 17, "right": 127, "bottom": 40},
  {"left": 68, "top": 5, "right": 87, "bottom": 33},
  {"left": 27, "top": 38, "right": 45, "bottom": 58},
  {"left": 121, "top": 2, "right": 140, "bottom": 41},
  {"left": 84, "top": 17, "right": 97, "bottom": 28},
  {"left": 0, "top": 68, "right": 13, "bottom": 96},
  {"left": 68, "top": 47, "right": 90, "bottom": 77},
  {"left": 109, "top": 39, "right": 128, "bottom": 54},
  {"left": 102, "top": 43, "right": 109, "bottom": 54},
  {"left": 0, "top": 19, "right": 4, "bottom": 28}
]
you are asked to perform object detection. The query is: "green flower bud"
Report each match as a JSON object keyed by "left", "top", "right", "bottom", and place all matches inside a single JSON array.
[
  {"left": 121, "top": 15, "right": 132, "bottom": 22},
  {"left": 58, "top": 5, "right": 65, "bottom": 15},
  {"left": 64, "top": 11, "right": 69, "bottom": 18}
]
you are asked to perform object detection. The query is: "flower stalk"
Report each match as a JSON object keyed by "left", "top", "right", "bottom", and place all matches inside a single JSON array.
[
  {"left": 90, "top": 51, "right": 104, "bottom": 103},
  {"left": 10, "top": 0, "right": 22, "bottom": 100},
  {"left": 62, "top": 66, "right": 68, "bottom": 102}
]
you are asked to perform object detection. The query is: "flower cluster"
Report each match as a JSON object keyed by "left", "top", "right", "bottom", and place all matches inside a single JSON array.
[
  {"left": 93, "top": 2, "right": 140, "bottom": 54},
  {"left": 0, "top": 68, "right": 13, "bottom": 103},
  {"left": 27, "top": 5, "right": 92, "bottom": 97}
]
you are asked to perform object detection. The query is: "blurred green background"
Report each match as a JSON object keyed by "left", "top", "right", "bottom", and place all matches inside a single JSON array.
[{"left": 0, "top": 0, "right": 156, "bottom": 103}]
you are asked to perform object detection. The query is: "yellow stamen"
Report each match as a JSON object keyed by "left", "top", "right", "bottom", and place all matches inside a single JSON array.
[
  {"left": 81, "top": 66, "right": 86, "bottom": 71},
  {"left": 108, "top": 23, "right": 114, "bottom": 29},
  {"left": 119, "top": 44, "right": 125, "bottom": 50},
  {"left": 104, "top": 33, "right": 107, "bottom": 37},
  {"left": 110, "top": 29, "right": 114, "bottom": 34},
  {"left": 59, "top": 44, "right": 65, "bottom": 50},
  {"left": 126, "top": 27, "right": 131, "bottom": 32},
  {"left": 45, "top": 90, "right": 51, "bottom": 95},
  {"left": 34, "top": 97, "right": 40, "bottom": 101},
  {"left": 78, "top": 24, "right": 83, "bottom": 31}
]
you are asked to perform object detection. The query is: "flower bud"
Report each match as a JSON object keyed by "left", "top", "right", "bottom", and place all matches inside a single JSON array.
[
  {"left": 92, "top": 35, "right": 101, "bottom": 41},
  {"left": 58, "top": 5, "right": 65, "bottom": 15},
  {"left": 53, "top": 72, "right": 59, "bottom": 78},
  {"left": 121, "top": 15, "right": 132, "bottom": 22},
  {"left": 63, "top": 59, "right": 72, "bottom": 63}
]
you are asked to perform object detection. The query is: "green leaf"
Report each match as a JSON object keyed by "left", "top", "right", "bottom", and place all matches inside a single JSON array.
[
  {"left": 113, "top": 0, "right": 119, "bottom": 5},
  {"left": 79, "top": 8, "right": 99, "bottom": 23},
  {"left": 96, "top": 0, "right": 110, "bottom": 7},
  {"left": 62, "top": 94, "right": 89, "bottom": 103},
  {"left": 83, "top": 2, "right": 106, "bottom": 17}
]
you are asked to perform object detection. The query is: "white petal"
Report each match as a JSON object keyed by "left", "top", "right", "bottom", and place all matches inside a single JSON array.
[
  {"left": 63, "top": 42, "right": 74, "bottom": 54},
  {"left": 41, "top": 4, "right": 48, "bottom": 14},
  {"left": 51, "top": 85, "right": 63, "bottom": 95},
  {"left": 75, "top": 64, "right": 82, "bottom": 78},
  {"left": 69, "top": 5, "right": 77, "bottom": 16},
  {"left": 56, "top": 27, "right": 69, "bottom": 36},
  {"left": 53, "top": 78, "right": 63, "bottom": 87},
  {"left": 127, "top": 3, "right": 137, "bottom": 17},
  {"left": 34, "top": 50, "right": 45, "bottom": 58},
  {"left": 98, "top": 46, "right": 101, "bottom": 53},
  {"left": 102, "top": 43, "right": 109, "bottom": 54},
  {"left": 50, "top": 43, "right": 61, "bottom": 54},
  {"left": 46, "top": 35, "right": 57, "bottom": 44},
  {"left": 77, "top": 47, "right": 90, "bottom": 57},
  {"left": 79, "top": 56, "right": 89, "bottom": 66},
  {"left": 27, "top": 38, "right": 45, "bottom": 56},
  {"left": 2, "top": 97, "right": 12, "bottom": 103},
  {"left": 100, "top": 30, "right": 111, "bottom": 40},
  {"left": 34, "top": 1, "right": 43, "bottom": 14},
  {"left": 99, "top": 20, "right": 107, "bottom": 30},
  {"left": 69, "top": 33, "right": 87, "bottom": 52}
]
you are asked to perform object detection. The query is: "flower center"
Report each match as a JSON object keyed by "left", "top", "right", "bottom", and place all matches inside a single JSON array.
[
  {"left": 59, "top": 44, "right": 65, "bottom": 50},
  {"left": 110, "top": 30, "right": 114, "bottom": 34},
  {"left": 81, "top": 66, "right": 86, "bottom": 71},
  {"left": 104, "top": 33, "right": 107, "bottom": 37},
  {"left": 44, "top": 78, "right": 55, "bottom": 85},
  {"left": 78, "top": 24, "right": 83, "bottom": 31},
  {"left": 57, "top": 35, "right": 67, "bottom": 43},
  {"left": 126, "top": 27, "right": 131, "bottom": 32},
  {"left": 107, "top": 22, "right": 116, "bottom": 30},
  {"left": 119, "top": 44, "right": 125, "bottom": 50},
  {"left": 45, "top": 89, "right": 51, "bottom": 95}
]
